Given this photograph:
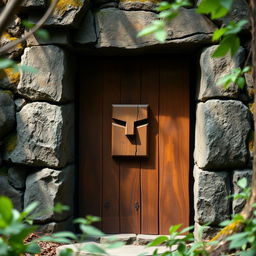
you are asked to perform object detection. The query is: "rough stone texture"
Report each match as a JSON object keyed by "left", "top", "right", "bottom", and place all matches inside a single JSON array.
[
  {"left": 24, "top": 165, "right": 74, "bottom": 222},
  {"left": 194, "top": 100, "right": 251, "bottom": 170},
  {"left": 245, "top": 71, "right": 254, "bottom": 99},
  {"left": 18, "top": 46, "right": 73, "bottom": 103},
  {"left": 220, "top": 0, "right": 249, "bottom": 29},
  {"left": 6, "top": 16, "right": 24, "bottom": 37},
  {"left": 232, "top": 169, "right": 253, "bottom": 214},
  {"left": 8, "top": 166, "right": 27, "bottom": 190},
  {"left": 14, "top": 98, "right": 27, "bottom": 112},
  {"left": 0, "top": 174, "right": 23, "bottom": 211},
  {"left": 95, "top": 8, "right": 216, "bottom": 49},
  {"left": 198, "top": 46, "right": 245, "bottom": 101},
  {"left": 119, "top": 0, "right": 158, "bottom": 11},
  {"left": 194, "top": 166, "right": 231, "bottom": 225},
  {"left": 26, "top": 29, "right": 71, "bottom": 46},
  {"left": 74, "top": 9, "right": 97, "bottom": 45},
  {"left": 5, "top": 102, "right": 74, "bottom": 168},
  {"left": 0, "top": 90, "right": 15, "bottom": 139},
  {"left": 0, "top": 68, "right": 20, "bottom": 91},
  {"left": 21, "top": 0, "right": 46, "bottom": 9},
  {"left": 100, "top": 234, "right": 136, "bottom": 245},
  {"left": 194, "top": 223, "right": 221, "bottom": 241},
  {"left": 42, "top": 0, "right": 88, "bottom": 28}
]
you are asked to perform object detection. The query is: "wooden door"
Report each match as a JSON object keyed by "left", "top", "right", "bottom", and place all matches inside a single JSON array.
[{"left": 79, "top": 57, "right": 190, "bottom": 234}]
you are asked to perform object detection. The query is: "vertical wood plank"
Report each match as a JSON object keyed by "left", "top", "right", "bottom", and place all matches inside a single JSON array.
[
  {"left": 119, "top": 59, "right": 141, "bottom": 234},
  {"left": 102, "top": 60, "right": 121, "bottom": 233},
  {"left": 140, "top": 58, "right": 159, "bottom": 234},
  {"left": 79, "top": 60, "right": 103, "bottom": 228},
  {"left": 159, "top": 59, "right": 190, "bottom": 234}
]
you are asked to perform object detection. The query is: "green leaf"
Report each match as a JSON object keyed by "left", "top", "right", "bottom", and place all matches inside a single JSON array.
[
  {"left": 22, "top": 20, "right": 35, "bottom": 29},
  {"left": 0, "top": 59, "right": 15, "bottom": 69},
  {"left": 242, "top": 66, "right": 251, "bottom": 73},
  {"left": 154, "top": 30, "right": 168, "bottom": 43},
  {"left": 237, "top": 177, "right": 248, "bottom": 189},
  {"left": 236, "top": 76, "right": 245, "bottom": 89},
  {"left": 0, "top": 238, "right": 8, "bottom": 256},
  {"left": 0, "top": 196, "right": 13, "bottom": 225},
  {"left": 106, "top": 241, "right": 125, "bottom": 249},
  {"left": 240, "top": 249, "right": 256, "bottom": 256},
  {"left": 82, "top": 243, "right": 108, "bottom": 255},
  {"left": 230, "top": 36, "right": 240, "bottom": 56},
  {"left": 39, "top": 236, "right": 71, "bottom": 244},
  {"left": 59, "top": 248, "right": 74, "bottom": 256},
  {"left": 197, "top": 0, "right": 231, "bottom": 19},
  {"left": 53, "top": 232, "right": 77, "bottom": 240},
  {"left": 213, "top": 27, "right": 227, "bottom": 41},
  {"left": 212, "top": 38, "right": 231, "bottom": 58},
  {"left": 53, "top": 203, "right": 70, "bottom": 213},
  {"left": 25, "top": 243, "right": 41, "bottom": 254},
  {"left": 80, "top": 224, "right": 104, "bottom": 236},
  {"left": 18, "top": 65, "right": 37, "bottom": 74},
  {"left": 137, "top": 20, "right": 164, "bottom": 38},
  {"left": 35, "top": 29, "right": 50, "bottom": 40},
  {"left": 147, "top": 236, "right": 168, "bottom": 247},
  {"left": 169, "top": 224, "right": 182, "bottom": 234}
]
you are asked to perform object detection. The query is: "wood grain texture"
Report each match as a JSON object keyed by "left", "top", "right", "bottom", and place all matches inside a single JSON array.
[
  {"left": 102, "top": 60, "right": 121, "bottom": 233},
  {"left": 159, "top": 59, "right": 190, "bottom": 234},
  {"left": 140, "top": 59, "right": 159, "bottom": 234},
  {"left": 119, "top": 60, "right": 141, "bottom": 233},
  {"left": 79, "top": 61, "right": 103, "bottom": 228}
]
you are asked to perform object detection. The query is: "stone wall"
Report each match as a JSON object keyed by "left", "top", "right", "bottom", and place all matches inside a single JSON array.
[{"left": 0, "top": 0, "right": 253, "bottom": 236}]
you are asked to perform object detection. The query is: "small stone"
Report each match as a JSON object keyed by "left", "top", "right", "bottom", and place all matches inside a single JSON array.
[
  {"left": 5, "top": 102, "right": 74, "bottom": 168},
  {"left": 194, "top": 166, "right": 231, "bottom": 225},
  {"left": 232, "top": 169, "right": 253, "bottom": 214},
  {"left": 15, "top": 98, "right": 27, "bottom": 111},
  {"left": 8, "top": 166, "right": 27, "bottom": 189},
  {"left": 24, "top": 165, "right": 74, "bottom": 222},
  {"left": 18, "top": 46, "right": 74, "bottom": 103},
  {"left": 100, "top": 234, "right": 136, "bottom": 245},
  {"left": 198, "top": 46, "right": 245, "bottom": 101},
  {"left": 0, "top": 90, "right": 15, "bottom": 139},
  {"left": 194, "top": 100, "right": 251, "bottom": 170},
  {"left": 0, "top": 174, "right": 23, "bottom": 211}
]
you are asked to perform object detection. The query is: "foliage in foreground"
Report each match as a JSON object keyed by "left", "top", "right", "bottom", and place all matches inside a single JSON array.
[{"left": 0, "top": 178, "right": 255, "bottom": 256}]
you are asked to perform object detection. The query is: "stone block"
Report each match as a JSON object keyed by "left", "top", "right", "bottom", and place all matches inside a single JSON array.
[
  {"left": 194, "top": 100, "right": 251, "bottom": 170},
  {"left": 74, "top": 9, "right": 97, "bottom": 45},
  {"left": 232, "top": 169, "right": 253, "bottom": 214},
  {"left": 8, "top": 166, "right": 27, "bottom": 190},
  {"left": 0, "top": 174, "right": 23, "bottom": 211},
  {"left": 95, "top": 8, "right": 216, "bottom": 49},
  {"left": 24, "top": 165, "right": 74, "bottom": 222},
  {"left": 5, "top": 102, "right": 74, "bottom": 168},
  {"left": 42, "top": 0, "right": 89, "bottom": 27},
  {"left": 194, "top": 166, "right": 231, "bottom": 225},
  {"left": 18, "top": 46, "right": 74, "bottom": 103},
  {"left": 0, "top": 90, "right": 15, "bottom": 139},
  {"left": 100, "top": 234, "right": 136, "bottom": 245},
  {"left": 194, "top": 223, "right": 221, "bottom": 241},
  {"left": 198, "top": 46, "right": 245, "bottom": 101},
  {"left": 119, "top": 0, "right": 159, "bottom": 11}
]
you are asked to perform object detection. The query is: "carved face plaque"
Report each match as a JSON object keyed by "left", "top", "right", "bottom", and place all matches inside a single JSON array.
[{"left": 112, "top": 104, "right": 149, "bottom": 157}]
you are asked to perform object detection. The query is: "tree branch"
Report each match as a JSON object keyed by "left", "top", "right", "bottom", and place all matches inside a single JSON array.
[{"left": 0, "top": 0, "right": 59, "bottom": 56}]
